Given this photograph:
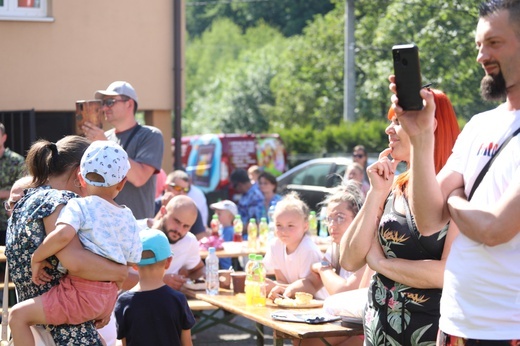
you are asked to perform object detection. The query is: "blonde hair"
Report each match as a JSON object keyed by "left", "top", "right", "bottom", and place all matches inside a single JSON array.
[
  {"left": 322, "top": 180, "right": 364, "bottom": 216},
  {"left": 273, "top": 191, "right": 310, "bottom": 221}
]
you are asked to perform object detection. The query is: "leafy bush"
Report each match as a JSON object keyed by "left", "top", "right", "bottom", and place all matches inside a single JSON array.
[{"left": 275, "top": 119, "right": 389, "bottom": 158}]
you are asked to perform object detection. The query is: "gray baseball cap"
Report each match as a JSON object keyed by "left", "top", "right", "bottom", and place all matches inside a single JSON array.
[{"left": 95, "top": 81, "right": 138, "bottom": 106}]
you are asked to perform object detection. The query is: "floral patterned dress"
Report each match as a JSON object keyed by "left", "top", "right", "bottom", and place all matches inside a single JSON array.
[
  {"left": 5, "top": 186, "right": 104, "bottom": 345},
  {"left": 364, "top": 193, "right": 448, "bottom": 346}
]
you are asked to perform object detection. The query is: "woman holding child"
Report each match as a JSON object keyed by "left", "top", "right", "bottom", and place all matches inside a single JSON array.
[{"left": 5, "top": 136, "right": 128, "bottom": 345}]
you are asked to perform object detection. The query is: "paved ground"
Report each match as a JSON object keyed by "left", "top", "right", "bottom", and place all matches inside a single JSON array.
[{"left": 192, "top": 310, "right": 293, "bottom": 346}]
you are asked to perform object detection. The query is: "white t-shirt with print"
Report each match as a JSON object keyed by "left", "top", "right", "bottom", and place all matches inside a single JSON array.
[{"left": 440, "top": 105, "right": 520, "bottom": 339}]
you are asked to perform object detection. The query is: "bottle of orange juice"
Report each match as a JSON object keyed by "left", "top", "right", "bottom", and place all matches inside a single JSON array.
[
  {"left": 210, "top": 214, "right": 220, "bottom": 236},
  {"left": 233, "top": 215, "right": 243, "bottom": 242}
]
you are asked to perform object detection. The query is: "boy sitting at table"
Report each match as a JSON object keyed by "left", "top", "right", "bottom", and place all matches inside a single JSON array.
[
  {"left": 210, "top": 200, "right": 238, "bottom": 269},
  {"left": 115, "top": 229, "right": 195, "bottom": 346}
]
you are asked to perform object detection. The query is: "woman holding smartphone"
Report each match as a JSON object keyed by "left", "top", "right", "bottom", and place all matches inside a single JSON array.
[{"left": 340, "top": 90, "right": 460, "bottom": 345}]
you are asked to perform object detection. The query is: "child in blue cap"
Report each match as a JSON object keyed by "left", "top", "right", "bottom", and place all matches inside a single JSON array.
[{"left": 115, "top": 228, "right": 195, "bottom": 345}]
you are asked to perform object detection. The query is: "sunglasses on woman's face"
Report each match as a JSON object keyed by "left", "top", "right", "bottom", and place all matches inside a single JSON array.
[{"left": 168, "top": 183, "right": 190, "bottom": 193}]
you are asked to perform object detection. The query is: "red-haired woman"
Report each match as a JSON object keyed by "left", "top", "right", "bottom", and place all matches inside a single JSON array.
[{"left": 340, "top": 89, "right": 460, "bottom": 345}]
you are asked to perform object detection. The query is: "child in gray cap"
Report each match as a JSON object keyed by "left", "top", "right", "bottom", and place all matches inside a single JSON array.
[{"left": 9, "top": 140, "right": 142, "bottom": 346}]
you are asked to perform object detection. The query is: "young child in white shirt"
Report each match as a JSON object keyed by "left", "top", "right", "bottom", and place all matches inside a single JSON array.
[{"left": 263, "top": 192, "right": 323, "bottom": 299}]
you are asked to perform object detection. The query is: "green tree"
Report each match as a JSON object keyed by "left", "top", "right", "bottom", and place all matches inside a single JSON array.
[
  {"left": 186, "top": 0, "right": 334, "bottom": 38},
  {"left": 355, "top": 0, "right": 486, "bottom": 119},
  {"left": 184, "top": 0, "right": 493, "bottom": 139},
  {"left": 268, "top": 0, "right": 485, "bottom": 126},
  {"left": 268, "top": 6, "right": 345, "bottom": 129},
  {"left": 184, "top": 22, "right": 285, "bottom": 134}
]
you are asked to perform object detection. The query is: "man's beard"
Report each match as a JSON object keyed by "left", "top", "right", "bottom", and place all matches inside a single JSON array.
[
  {"left": 160, "top": 221, "right": 181, "bottom": 244},
  {"left": 481, "top": 71, "right": 507, "bottom": 101}
]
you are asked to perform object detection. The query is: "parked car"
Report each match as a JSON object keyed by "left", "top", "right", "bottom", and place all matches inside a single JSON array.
[{"left": 276, "top": 157, "right": 353, "bottom": 212}]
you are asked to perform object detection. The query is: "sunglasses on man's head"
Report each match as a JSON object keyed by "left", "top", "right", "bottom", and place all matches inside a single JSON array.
[
  {"left": 353, "top": 154, "right": 365, "bottom": 159},
  {"left": 168, "top": 183, "right": 190, "bottom": 193},
  {"left": 101, "top": 98, "right": 128, "bottom": 108}
]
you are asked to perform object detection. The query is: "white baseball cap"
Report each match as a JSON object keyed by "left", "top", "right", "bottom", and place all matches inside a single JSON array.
[
  {"left": 80, "top": 141, "right": 130, "bottom": 187},
  {"left": 210, "top": 200, "right": 238, "bottom": 216}
]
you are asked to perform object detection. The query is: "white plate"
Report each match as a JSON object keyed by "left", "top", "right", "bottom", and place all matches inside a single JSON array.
[
  {"left": 184, "top": 281, "right": 206, "bottom": 290},
  {"left": 273, "top": 298, "right": 324, "bottom": 309}
]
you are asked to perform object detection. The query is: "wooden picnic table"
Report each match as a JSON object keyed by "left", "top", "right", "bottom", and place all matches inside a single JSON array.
[{"left": 183, "top": 287, "right": 362, "bottom": 346}]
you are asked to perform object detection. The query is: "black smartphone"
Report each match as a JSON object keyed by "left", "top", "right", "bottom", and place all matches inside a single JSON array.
[{"left": 392, "top": 44, "right": 423, "bottom": 110}]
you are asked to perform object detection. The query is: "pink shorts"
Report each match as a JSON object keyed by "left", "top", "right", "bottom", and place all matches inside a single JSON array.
[{"left": 41, "top": 275, "right": 118, "bottom": 325}]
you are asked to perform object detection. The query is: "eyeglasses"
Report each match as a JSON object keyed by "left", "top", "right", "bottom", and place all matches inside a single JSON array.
[
  {"left": 101, "top": 98, "right": 128, "bottom": 108},
  {"left": 168, "top": 183, "right": 190, "bottom": 193},
  {"left": 324, "top": 215, "right": 346, "bottom": 225},
  {"left": 353, "top": 154, "right": 365, "bottom": 159}
]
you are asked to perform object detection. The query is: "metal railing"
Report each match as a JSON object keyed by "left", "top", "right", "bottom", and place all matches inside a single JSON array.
[{"left": 0, "top": 110, "right": 36, "bottom": 157}]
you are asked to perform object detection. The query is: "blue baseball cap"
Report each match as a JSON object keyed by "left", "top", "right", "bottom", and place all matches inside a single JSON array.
[{"left": 138, "top": 229, "right": 173, "bottom": 266}]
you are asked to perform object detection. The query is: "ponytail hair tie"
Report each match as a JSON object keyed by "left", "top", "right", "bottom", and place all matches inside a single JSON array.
[
  {"left": 47, "top": 142, "right": 59, "bottom": 168},
  {"left": 48, "top": 142, "right": 58, "bottom": 155}
]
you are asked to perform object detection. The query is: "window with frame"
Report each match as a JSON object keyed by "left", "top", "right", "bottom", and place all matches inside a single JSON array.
[{"left": 0, "top": 0, "right": 48, "bottom": 19}]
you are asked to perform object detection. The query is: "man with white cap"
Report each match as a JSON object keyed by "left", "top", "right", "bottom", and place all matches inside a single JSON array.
[
  {"left": 82, "top": 81, "right": 164, "bottom": 220},
  {"left": 9, "top": 140, "right": 142, "bottom": 346}
]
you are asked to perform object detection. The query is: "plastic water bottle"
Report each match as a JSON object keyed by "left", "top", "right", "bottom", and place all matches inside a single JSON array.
[
  {"left": 308, "top": 211, "right": 318, "bottom": 236},
  {"left": 248, "top": 218, "right": 258, "bottom": 251},
  {"left": 205, "top": 247, "right": 219, "bottom": 295},
  {"left": 210, "top": 214, "right": 220, "bottom": 236},
  {"left": 267, "top": 206, "right": 276, "bottom": 243},
  {"left": 245, "top": 253, "right": 257, "bottom": 306},
  {"left": 258, "top": 217, "right": 268, "bottom": 249},
  {"left": 252, "top": 254, "right": 266, "bottom": 306},
  {"left": 233, "top": 215, "right": 243, "bottom": 242},
  {"left": 318, "top": 206, "right": 329, "bottom": 238},
  {"left": 267, "top": 204, "right": 275, "bottom": 223}
]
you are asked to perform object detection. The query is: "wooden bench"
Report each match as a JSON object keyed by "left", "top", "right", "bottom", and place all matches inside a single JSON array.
[
  {"left": 187, "top": 298, "right": 255, "bottom": 336},
  {"left": 188, "top": 299, "right": 218, "bottom": 312}
]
